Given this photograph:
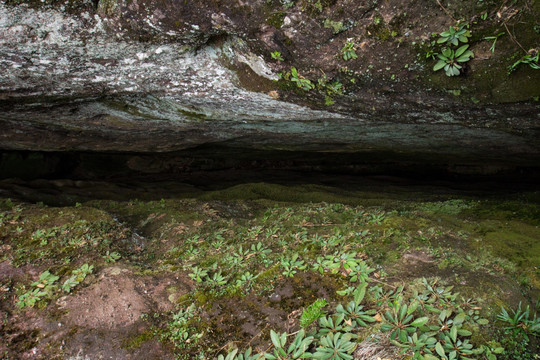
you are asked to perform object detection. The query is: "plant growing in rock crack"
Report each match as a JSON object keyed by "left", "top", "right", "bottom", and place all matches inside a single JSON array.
[
  {"left": 300, "top": 298, "right": 329, "bottom": 328},
  {"left": 437, "top": 24, "right": 471, "bottom": 46},
  {"left": 280, "top": 253, "right": 306, "bottom": 277},
  {"left": 271, "top": 51, "right": 284, "bottom": 62},
  {"left": 317, "top": 75, "right": 344, "bottom": 106},
  {"left": 289, "top": 67, "right": 315, "bottom": 91},
  {"left": 263, "top": 329, "right": 314, "bottom": 360},
  {"left": 483, "top": 32, "right": 504, "bottom": 53},
  {"left": 509, "top": 48, "right": 540, "bottom": 73},
  {"left": 74, "top": 264, "right": 93, "bottom": 278},
  {"left": 61, "top": 276, "right": 80, "bottom": 293},
  {"left": 341, "top": 40, "right": 357, "bottom": 61},
  {"left": 433, "top": 45, "right": 474, "bottom": 77},
  {"left": 32, "top": 228, "right": 55, "bottom": 246},
  {"left": 312, "top": 332, "right": 357, "bottom": 360},
  {"left": 32, "top": 270, "right": 59, "bottom": 292}
]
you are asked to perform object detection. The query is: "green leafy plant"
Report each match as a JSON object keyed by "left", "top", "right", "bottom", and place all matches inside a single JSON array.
[
  {"left": 483, "top": 32, "right": 504, "bottom": 53},
  {"left": 251, "top": 242, "right": 272, "bottom": 257},
  {"left": 509, "top": 49, "right": 540, "bottom": 73},
  {"left": 428, "top": 310, "right": 471, "bottom": 336},
  {"left": 381, "top": 297, "right": 429, "bottom": 342},
  {"left": 271, "top": 51, "right": 284, "bottom": 62},
  {"left": 280, "top": 0, "right": 296, "bottom": 9},
  {"left": 437, "top": 24, "right": 471, "bottom": 46},
  {"left": 290, "top": 67, "right": 315, "bottom": 91},
  {"left": 211, "top": 238, "right": 224, "bottom": 249},
  {"left": 318, "top": 314, "right": 354, "bottom": 336},
  {"left": 32, "top": 228, "right": 55, "bottom": 246},
  {"left": 17, "top": 288, "right": 47, "bottom": 308},
  {"left": 163, "top": 304, "right": 204, "bottom": 349},
  {"left": 61, "top": 263, "right": 93, "bottom": 293},
  {"left": 476, "top": 343, "right": 505, "bottom": 360},
  {"left": 72, "top": 263, "right": 93, "bottom": 281},
  {"left": 103, "top": 250, "right": 121, "bottom": 263},
  {"left": 236, "top": 271, "right": 258, "bottom": 291},
  {"left": 281, "top": 253, "right": 306, "bottom": 277},
  {"left": 335, "top": 300, "right": 376, "bottom": 328},
  {"left": 367, "top": 211, "right": 385, "bottom": 225},
  {"left": 498, "top": 302, "right": 540, "bottom": 339},
  {"left": 312, "top": 332, "right": 357, "bottom": 360},
  {"left": 300, "top": 298, "right": 329, "bottom": 328},
  {"left": 208, "top": 270, "right": 228, "bottom": 287},
  {"left": 317, "top": 76, "right": 343, "bottom": 106},
  {"left": 32, "top": 270, "right": 59, "bottom": 290},
  {"left": 61, "top": 276, "right": 79, "bottom": 293},
  {"left": 218, "top": 348, "right": 263, "bottom": 360},
  {"left": 324, "top": 96, "right": 335, "bottom": 106},
  {"left": 234, "top": 245, "right": 251, "bottom": 260},
  {"left": 17, "top": 270, "right": 59, "bottom": 307},
  {"left": 435, "top": 325, "right": 475, "bottom": 360},
  {"left": 341, "top": 41, "right": 357, "bottom": 61},
  {"left": 335, "top": 286, "right": 376, "bottom": 328},
  {"left": 347, "top": 261, "right": 374, "bottom": 283},
  {"left": 391, "top": 332, "right": 438, "bottom": 360},
  {"left": 264, "top": 329, "right": 314, "bottom": 360},
  {"left": 433, "top": 45, "right": 474, "bottom": 76},
  {"left": 189, "top": 266, "right": 208, "bottom": 283}
]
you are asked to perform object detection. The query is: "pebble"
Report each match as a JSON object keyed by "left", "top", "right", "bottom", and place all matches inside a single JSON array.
[{"left": 269, "top": 293, "right": 281, "bottom": 302}]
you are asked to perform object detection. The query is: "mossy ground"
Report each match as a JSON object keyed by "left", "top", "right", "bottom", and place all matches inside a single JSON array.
[{"left": 0, "top": 184, "right": 539, "bottom": 359}]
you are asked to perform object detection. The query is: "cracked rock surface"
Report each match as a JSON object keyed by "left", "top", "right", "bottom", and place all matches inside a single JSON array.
[{"left": 0, "top": 0, "right": 539, "bottom": 167}]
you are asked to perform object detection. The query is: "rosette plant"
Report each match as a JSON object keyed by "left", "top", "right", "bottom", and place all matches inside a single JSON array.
[{"left": 433, "top": 45, "right": 474, "bottom": 76}]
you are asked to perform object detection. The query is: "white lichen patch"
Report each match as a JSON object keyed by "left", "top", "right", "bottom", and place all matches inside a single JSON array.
[{"left": 0, "top": 2, "right": 343, "bottom": 127}]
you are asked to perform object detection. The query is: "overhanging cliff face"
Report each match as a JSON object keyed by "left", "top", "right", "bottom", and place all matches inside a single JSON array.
[{"left": 0, "top": 0, "right": 539, "bottom": 168}]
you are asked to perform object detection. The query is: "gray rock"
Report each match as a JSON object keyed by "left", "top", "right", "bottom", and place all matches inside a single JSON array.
[{"left": 0, "top": 1, "right": 539, "bottom": 172}]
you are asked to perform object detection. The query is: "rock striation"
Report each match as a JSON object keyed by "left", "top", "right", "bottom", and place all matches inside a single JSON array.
[{"left": 0, "top": 0, "right": 539, "bottom": 172}]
